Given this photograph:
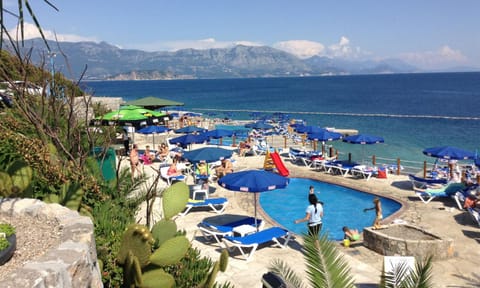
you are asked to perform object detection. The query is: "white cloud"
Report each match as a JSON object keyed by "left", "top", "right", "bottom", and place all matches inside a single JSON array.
[
  {"left": 7, "top": 22, "right": 98, "bottom": 43},
  {"left": 133, "top": 38, "right": 263, "bottom": 52},
  {"left": 272, "top": 40, "right": 325, "bottom": 59},
  {"left": 273, "top": 37, "right": 365, "bottom": 59},
  {"left": 399, "top": 45, "right": 468, "bottom": 69}
]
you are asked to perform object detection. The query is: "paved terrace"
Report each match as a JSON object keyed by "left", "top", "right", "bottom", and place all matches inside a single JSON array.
[{"left": 126, "top": 141, "right": 480, "bottom": 288}]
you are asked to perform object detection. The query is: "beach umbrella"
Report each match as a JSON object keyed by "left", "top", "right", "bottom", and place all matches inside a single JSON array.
[
  {"left": 182, "top": 147, "right": 233, "bottom": 164},
  {"left": 174, "top": 125, "right": 207, "bottom": 134},
  {"left": 169, "top": 133, "right": 207, "bottom": 149},
  {"left": 307, "top": 129, "right": 343, "bottom": 154},
  {"left": 343, "top": 134, "right": 384, "bottom": 163},
  {"left": 136, "top": 125, "right": 170, "bottom": 148},
  {"left": 124, "top": 96, "right": 184, "bottom": 110},
  {"left": 422, "top": 146, "right": 476, "bottom": 160},
  {"left": 218, "top": 169, "right": 289, "bottom": 230}
]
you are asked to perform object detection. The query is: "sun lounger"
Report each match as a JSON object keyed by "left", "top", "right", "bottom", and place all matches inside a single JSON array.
[
  {"left": 179, "top": 197, "right": 228, "bottom": 217},
  {"left": 414, "top": 182, "right": 466, "bottom": 204},
  {"left": 197, "top": 216, "right": 264, "bottom": 245},
  {"left": 408, "top": 174, "right": 448, "bottom": 189},
  {"left": 350, "top": 165, "right": 376, "bottom": 180},
  {"left": 160, "top": 165, "right": 186, "bottom": 185},
  {"left": 325, "top": 160, "right": 356, "bottom": 177},
  {"left": 222, "top": 227, "right": 291, "bottom": 261}
]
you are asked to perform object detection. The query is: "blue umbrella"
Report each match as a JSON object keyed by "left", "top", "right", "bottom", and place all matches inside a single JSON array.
[
  {"left": 245, "top": 121, "right": 274, "bottom": 130},
  {"left": 174, "top": 125, "right": 207, "bottom": 134},
  {"left": 307, "top": 129, "right": 343, "bottom": 141},
  {"left": 343, "top": 134, "right": 384, "bottom": 162},
  {"left": 218, "top": 169, "right": 289, "bottom": 230},
  {"left": 182, "top": 147, "right": 233, "bottom": 164},
  {"left": 169, "top": 133, "right": 207, "bottom": 149},
  {"left": 203, "top": 129, "right": 235, "bottom": 139},
  {"left": 343, "top": 134, "right": 384, "bottom": 145},
  {"left": 422, "top": 146, "right": 476, "bottom": 160},
  {"left": 137, "top": 125, "right": 170, "bottom": 148}
]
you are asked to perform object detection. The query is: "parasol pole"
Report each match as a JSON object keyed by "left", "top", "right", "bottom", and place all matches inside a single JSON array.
[{"left": 254, "top": 193, "right": 259, "bottom": 231}]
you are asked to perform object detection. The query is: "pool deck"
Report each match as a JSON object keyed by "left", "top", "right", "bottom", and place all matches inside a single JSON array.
[{"left": 130, "top": 142, "right": 480, "bottom": 287}]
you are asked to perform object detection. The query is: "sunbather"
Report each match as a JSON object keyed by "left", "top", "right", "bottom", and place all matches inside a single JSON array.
[{"left": 343, "top": 226, "right": 360, "bottom": 242}]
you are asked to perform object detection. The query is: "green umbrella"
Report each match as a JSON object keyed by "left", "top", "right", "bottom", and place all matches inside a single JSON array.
[
  {"left": 92, "top": 105, "right": 168, "bottom": 127},
  {"left": 124, "top": 96, "right": 184, "bottom": 110}
]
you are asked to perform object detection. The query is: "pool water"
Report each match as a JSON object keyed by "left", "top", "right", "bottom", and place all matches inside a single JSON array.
[{"left": 259, "top": 178, "right": 401, "bottom": 240}]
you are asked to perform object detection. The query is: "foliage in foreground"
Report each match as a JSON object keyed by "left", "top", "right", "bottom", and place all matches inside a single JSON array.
[{"left": 270, "top": 233, "right": 434, "bottom": 288}]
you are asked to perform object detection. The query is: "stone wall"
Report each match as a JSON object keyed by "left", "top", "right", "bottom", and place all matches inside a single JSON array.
[
  {"left": 0, "top": 198, "right": 103, "bottom": 288},
  {"left": 363, "top": 224, "right": 454, "bottom": 260}
]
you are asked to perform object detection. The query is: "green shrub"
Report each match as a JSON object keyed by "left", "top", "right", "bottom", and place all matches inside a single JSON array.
[
  {"left": 0, "top": 223, "right": 15, "bottom": 237},
  {"left": 0, "top": 238, "right": 9, "bottom": 251}
]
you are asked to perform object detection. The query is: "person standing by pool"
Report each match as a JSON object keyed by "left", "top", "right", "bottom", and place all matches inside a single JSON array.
[
  {"left": 294, "top": 194, "right": 324, "bottom": 240},
  {"left": 364, "top": 197, "right": 382, "bottom": 229},
  {"left": 309, "top": 185, "right": 315, "bottom": 195}
]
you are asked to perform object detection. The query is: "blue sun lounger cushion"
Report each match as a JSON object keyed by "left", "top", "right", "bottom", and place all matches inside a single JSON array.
[
  {"left": 179, "top": 197, "right": 228, "bottom": 217},
  {"left": 197, "top": 216, "right": 264, "bottom": 245},
  {"left": 222, "top": 227, "right": 291, "bottom": 261}
]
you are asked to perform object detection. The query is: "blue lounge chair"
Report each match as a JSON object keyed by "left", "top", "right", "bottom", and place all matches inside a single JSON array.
[
  {"left": 408, "top": 174, "right": 448, "bottom": 189},
  {"left": 179, "top": 197, "right": 228, "bottom": 217},
  {"left": 197, "top": 216, "right": 264, "bottom": 245},
  {"left": 414, "top": 182, "right": 466, "bottom": 204},
  {"left": 222, "top": 227, "right": 291, "bottom": 261}
]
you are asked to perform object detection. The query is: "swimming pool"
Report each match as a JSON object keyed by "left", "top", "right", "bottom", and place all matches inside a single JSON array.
[{"left": 259, "top": 178, "right": 402, "bottom": 240}]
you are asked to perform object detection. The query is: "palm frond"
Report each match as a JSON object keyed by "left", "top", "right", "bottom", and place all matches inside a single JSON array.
[
  {"left": 303, "top": 233, "right": 355, "bottom": 288},
  {"left": 269, "top": 259, "right": 307, "bottom": 288},
  {"left": 381, "top": 255, "right": 433, "bottom": 288}
]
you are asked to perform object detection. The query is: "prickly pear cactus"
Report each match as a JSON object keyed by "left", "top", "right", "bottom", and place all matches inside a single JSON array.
[
  {"left": 151, "top": 219, "right": 177, "bottom": 249},
  {"left": 124, "top": 251, "right": 143, "bottom": 288},
  {"left": 150, "top": 235, "right": 190, "bottom": 266},
  {"left": 7, "top": 160, "right": 33, "bottom": 195},
  {"left": 0, "top": 172, "right": 13, "bottom": 197},
  {"left": 162, "top": 182, "right": 189, "bottom": 220},
  {"left": 117, "top": 224, "right": 154, "bottom": 268},
  {"left": 219, "top": 249, "right": 229, "bottom": 272},
  {"left": 205, "top": 260, "right": 220, "bottom": 288},
  {"left": 141, "top": 269, "right": 175, "bottom": 288}
]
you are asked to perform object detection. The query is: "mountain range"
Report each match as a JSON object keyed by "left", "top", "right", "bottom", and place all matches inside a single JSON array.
[{"left": 15, "top": 38, "right": 419, "bottom": 80}]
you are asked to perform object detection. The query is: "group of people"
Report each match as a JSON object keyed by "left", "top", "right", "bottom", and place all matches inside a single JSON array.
[{"left": 294, "top": 185, "right": 383, "bottom": 246}]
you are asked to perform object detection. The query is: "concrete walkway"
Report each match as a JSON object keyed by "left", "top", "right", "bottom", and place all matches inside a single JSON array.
[{"left": 126, "top": 145, "right": 480, "bottom": 287}]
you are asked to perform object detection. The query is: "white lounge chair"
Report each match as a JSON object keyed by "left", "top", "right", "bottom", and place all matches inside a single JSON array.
[
  {"left": 350, "top": 165, "right": 376, "bottom": 181},
  {"left": 159, "top": 165, "right": 186, "bottom": 185},
  {"left": 178, "top": 197, "right": 229, "bottom": 217},
  {"left": 467, "top": 208, "right": 480, "bottom": 227}
]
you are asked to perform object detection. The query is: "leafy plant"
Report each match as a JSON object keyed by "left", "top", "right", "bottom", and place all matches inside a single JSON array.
[
  {"left": 0, "top": 223, "right": 16, "bottom": 237},
  {"left": 269, "top": 233, "right": 434, "bottom": 288}
]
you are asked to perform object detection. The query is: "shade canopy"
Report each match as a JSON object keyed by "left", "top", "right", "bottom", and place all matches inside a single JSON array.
[
  {"left": 422, "top": 146, "right": 476, "bottom": 160},
  {"left": 169, "top": 134, "right": 207, "bottom": 148},
  {"left": 218, "top": 169, "right": 289, "bottom": 230},
  {"left": 182, "top": 147, "right": 233, "bottom": 164},
  {"left": 124, "top": 96, "right": 184, "bottom": 110},
  {"left": 137, "top": 125, "right": 170, "bottom": 134},
  {"left": 218, "top": 170, "right": 289, "bottom": 193},
  {"left": 92, "top": 105, "right": 168, "bottom": 127},
  {"left": 296, "top": 125, "right": 324, "bottom": 134},
  {"left": 307, "top": 129, "right": 343, "bottom": 141},
  {"left": 343, "top": 134, "right": 384, "bottom": 144},
  {"left": 174, "top": 125, "right": 207, "bottom": 134}
]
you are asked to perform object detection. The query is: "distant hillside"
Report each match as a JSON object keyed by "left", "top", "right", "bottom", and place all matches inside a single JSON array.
[{"left": 14, "top": 38, "right": 418, "bottom": 80}]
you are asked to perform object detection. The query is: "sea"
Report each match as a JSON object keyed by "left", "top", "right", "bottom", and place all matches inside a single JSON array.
[{"left": 84, "top": 72, "right": 480, "bottom": 168}]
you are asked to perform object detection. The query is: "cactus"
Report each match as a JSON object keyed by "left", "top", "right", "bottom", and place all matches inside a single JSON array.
[
  {"left": 0, "top": 160, "right": 33, "bottom": 197},
  {"left": 204, "top": 260, "right": 220, "bottom": 288},
  {"left": 150, "top": 235, "right": 190, "bottom": 266},
  {"left": 141, "top": 269, "right": 175, "bottom": 288},
  {"left": 162, "top": 182, "right": 189, "bottom": 220},
  {"left": 150, "top": 219, "right": 177, "bottom": 249},
  {"left": 124, "top": 251, "right": 143, "bottom": 288},
  {"left": 117, "top": 224, "right": 154, "bottom": 268},
  {"left": 219, "top": 249, "right": 229, "bottom": 272}
]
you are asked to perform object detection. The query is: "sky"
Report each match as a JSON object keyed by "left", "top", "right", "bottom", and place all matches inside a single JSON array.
[{"left": 3, "top": 0, "right": 480, "bottom": 70}]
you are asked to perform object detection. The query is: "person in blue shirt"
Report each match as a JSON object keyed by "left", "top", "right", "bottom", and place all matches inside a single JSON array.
[{"left": 294, "top": 194, "right": 324, "bottom": 238}]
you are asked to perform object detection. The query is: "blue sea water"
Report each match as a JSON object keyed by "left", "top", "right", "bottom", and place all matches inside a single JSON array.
[{"left": 85, "top": 72, "right": 480, "bottom": 164}]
